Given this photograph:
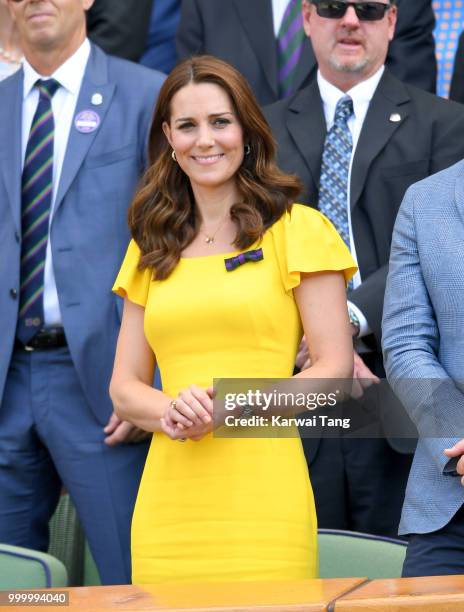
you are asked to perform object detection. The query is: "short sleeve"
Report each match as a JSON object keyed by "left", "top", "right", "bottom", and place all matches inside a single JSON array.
[
  {"left": 271, "top": 204, "right": 357, "bottom": 293},
  {"left": 112, "top": 239, "right": 152, "bottom": 307}
]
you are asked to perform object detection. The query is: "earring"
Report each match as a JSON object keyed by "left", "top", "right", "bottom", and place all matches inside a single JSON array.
[
  {"left": 244, "top": 144, "right": 251, "bottom": 156},
  {"left": 171, "top": 150, "right": 177, "bottom": 162}
]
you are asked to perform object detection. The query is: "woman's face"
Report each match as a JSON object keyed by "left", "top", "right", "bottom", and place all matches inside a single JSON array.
[{"left": 163, "top": 82, "right": 245, "bottom": 193}]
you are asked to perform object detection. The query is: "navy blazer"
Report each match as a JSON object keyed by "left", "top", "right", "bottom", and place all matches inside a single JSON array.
[{"left": 0, "top": 44, "right": 164, "bottom": 424}]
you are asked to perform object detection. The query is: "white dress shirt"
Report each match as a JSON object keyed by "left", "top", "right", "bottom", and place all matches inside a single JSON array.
[
  {"left": 317, "top": 66, "right": 385, "bottom": 337},
  {"left": 21, "top": 38, "right": 91, "bottom": 326},
  {"left": 272, "top": 0, "right": 294, "bottom": 36}
]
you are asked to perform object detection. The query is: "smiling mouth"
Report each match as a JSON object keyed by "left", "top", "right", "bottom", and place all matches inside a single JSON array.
[{"left": 192, "top": 154, "right": 224, "bottom": 164}]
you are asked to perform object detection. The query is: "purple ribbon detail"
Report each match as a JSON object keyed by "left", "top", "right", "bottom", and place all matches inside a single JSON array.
[{"left": 224, "top": 248, "right": 263, "bottom": 272}]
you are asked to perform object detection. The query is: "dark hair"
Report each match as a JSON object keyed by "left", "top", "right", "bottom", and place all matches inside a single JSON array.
[{"left": 129, "top": 55, "right": 302, "bottom": 280}]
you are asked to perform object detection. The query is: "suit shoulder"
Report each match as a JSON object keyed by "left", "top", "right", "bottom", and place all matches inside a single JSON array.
[
  {"left": 405, "top": 82, "right": 464, "bottom": 119},
  {"left": 263, "top": 97, "right": 290, "bottom": 124},
  {"left": 263, "top": 93, "right": 306, "bottom": 135},
  {"left": 182, "top": 0, "right": 228, "bottom": 19},
  {"left": 405, "top": 159, "right": 464, "bottom": 200},
  {"left": 0, "top": 69, "right": 21, "bottom": 93}
]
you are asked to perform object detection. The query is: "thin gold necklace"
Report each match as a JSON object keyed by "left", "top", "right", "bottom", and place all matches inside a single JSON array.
[{"left": 200, "top": 212, "right": 230, "bottom": 245}]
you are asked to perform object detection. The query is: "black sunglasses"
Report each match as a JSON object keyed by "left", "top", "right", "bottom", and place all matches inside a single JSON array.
[{"left": 311, "top": 1, "right": 392, "bottom": 21}]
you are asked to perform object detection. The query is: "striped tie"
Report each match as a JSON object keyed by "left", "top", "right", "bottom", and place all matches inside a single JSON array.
[
  {"left": 17, "top": 78, "right": 60, "bottom": 345},
  {"left": 277, "top": 0, "right": 305, "bottom": 98}
]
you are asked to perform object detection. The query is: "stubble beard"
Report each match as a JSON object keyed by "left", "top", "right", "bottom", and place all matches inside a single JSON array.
[{"left": 328, "top": 53, "right": 370, "bottom": 74}]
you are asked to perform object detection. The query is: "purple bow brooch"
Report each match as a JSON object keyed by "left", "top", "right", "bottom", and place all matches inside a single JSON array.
[{"left": 224, "top": 248, "right": 263, "bottom": 272}]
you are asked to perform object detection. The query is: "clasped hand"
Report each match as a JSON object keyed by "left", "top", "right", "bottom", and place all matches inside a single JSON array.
[
  {"left": 296, "top": 335, "right": 380, "bottom": 398},
  {"left": 161, "top": 385, "right": 215, "bottom": 441}
]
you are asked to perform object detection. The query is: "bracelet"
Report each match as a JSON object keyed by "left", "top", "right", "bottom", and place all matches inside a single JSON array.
[
  {"left": 240, "top": 405, "right": 254, "bottom": 418},
  {"left": 348, "top": 306, "right": 360, "bottom": 339}
]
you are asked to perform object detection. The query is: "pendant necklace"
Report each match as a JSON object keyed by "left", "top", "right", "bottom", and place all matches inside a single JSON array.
[{"left": 201, "top": 212, "right": 230, "bottom": 245}]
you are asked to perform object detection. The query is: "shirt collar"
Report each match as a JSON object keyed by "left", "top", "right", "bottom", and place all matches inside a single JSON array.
[
  {"left": 317, "top": 65, "right": 385, "bottom": 122},
  {"left": 22, "top": 38, "right": 91, "bottom": 100}
]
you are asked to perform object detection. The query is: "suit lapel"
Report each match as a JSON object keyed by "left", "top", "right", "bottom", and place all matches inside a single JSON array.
[
  {"left": 286, "top": 83, "right": 326, "bottom": 194},
  {"left": 53, "top": 45, "right": 115, "bottom": 214},
  {"left": 233, "top": 0, "right": 278, "bottom": 97},
  {"left": 1, "top": 71, "right": 23, "bottom": 234},
  {"left": 350, "top": 70, "right": 410, "bottom": 210}
]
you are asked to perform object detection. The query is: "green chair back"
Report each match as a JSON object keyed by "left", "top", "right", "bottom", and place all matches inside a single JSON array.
[
  {"left": 48, "top": 493, "right": 85, "bottom": 586},
  {"left": 48, "top": 493, "right": 101, "bottom": 586},
  {"left": 83, "top": 541, "right": 101, "bottom": 586},
  {"left": 0, "top": 544, "right": 67, "bottom": 589},
  {"left": 318, "top": 528, "right": 407, "bottom": 579}
]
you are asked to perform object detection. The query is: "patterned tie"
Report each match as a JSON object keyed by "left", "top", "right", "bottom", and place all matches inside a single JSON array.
[
  {"left": 277, "top": 0, "right": 305, "bottom": 98},
  {"left": 318, "top": 96, "right": 353, "bottom": 252},
  {"left": 17, "top": 78, "right": 60, "bottom": 345}
]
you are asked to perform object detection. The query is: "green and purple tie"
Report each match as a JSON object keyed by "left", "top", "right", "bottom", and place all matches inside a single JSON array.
[
  {"left": 277, "top": 0, "right": 305, "bottom": 98},
  {"left": 17, "top": 78, "right": 59, "bottom": 345}
]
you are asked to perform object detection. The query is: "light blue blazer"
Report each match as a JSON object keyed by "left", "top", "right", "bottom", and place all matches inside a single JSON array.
[
  {"left": 0, "top": 44, "right": 164, "bottom": 424},
  {"left": 382, "top": 160, "right": 464, "bottom": 534}
]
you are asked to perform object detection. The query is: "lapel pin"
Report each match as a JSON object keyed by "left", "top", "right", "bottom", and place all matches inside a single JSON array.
[
  {"left": 389, "top": 113, "right": 401, "bottom": 123},
  {"left": 91, "top": 93, "right": 103, "bottom": 106},
  {"left": 74, "top": 110, "right": 101, "bottom": 133}
]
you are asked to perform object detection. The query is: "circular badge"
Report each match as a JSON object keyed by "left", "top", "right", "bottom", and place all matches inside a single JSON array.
[{"left": 74, "top": 110, "right": 101, "bottom": 133}]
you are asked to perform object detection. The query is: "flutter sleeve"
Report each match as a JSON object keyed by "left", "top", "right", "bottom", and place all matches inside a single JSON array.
[
  {"left": 271, "top": 204, "right": 357, "bottom": 293},
  {"left": 112, "top": 239, "right": 152, "bottom": 307}
]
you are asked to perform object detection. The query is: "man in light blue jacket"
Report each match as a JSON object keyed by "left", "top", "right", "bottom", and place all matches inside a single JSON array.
[
  {"left": 0, "top": 0, "right": 164, "bottom": 585},
  {"left": 383, "top": 160, "right": 464, "bottom": 576}
]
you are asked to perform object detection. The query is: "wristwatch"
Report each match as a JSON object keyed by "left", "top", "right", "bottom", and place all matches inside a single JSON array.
[{"left": 348, "top": 306, "right": 360, "bottom": 339}]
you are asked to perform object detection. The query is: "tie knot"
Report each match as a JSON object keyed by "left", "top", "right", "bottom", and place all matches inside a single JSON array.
[
  {"left": 36, "top": 78, "right": 60, "bottom": 100},
  {"left": 334, "top": 96, "right": 353, "bottom": 124}
]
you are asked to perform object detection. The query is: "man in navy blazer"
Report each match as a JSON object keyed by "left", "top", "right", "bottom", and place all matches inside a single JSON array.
[
  {"left": 0, "top": 0, "right": 164, "bottom": 585},
  {"left": 264, "top": 0, "right": 464, "bottom": 537}
]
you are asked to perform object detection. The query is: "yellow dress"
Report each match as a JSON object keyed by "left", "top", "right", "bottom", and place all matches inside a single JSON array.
[{"left": 113, "top": 204, "right": 356, "bottom": 584}]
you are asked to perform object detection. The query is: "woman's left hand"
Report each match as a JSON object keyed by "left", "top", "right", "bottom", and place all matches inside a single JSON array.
[{"left": 161, "top": 386, "right": 215, "bottom": 441}]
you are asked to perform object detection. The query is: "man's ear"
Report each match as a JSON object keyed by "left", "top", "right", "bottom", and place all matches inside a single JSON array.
[
  {"left": 387, "top": 5, "right": 398, "bottom": 42},
  {"left": 302, "top": 0, "right": 312, "bottom": 39}
]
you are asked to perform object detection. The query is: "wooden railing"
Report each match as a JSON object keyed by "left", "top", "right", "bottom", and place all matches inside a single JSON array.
[{"left": 2, "top": 575, "right": 464, "bottom": 610}]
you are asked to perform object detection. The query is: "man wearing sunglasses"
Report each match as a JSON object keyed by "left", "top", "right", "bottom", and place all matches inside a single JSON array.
[
  {"left": 265, "top": 0, "right": 464, "bottom": 538},
  {"left": 0, "top": 0, "right": 164, "bottom": 585},
  {"left": 177, "top": 0, "right": 436, "bottom": 106}
]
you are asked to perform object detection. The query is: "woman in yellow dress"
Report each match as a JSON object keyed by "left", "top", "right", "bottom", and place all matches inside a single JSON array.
[{"left": 110, "top": 55, "right": 356, "bottom": 584}]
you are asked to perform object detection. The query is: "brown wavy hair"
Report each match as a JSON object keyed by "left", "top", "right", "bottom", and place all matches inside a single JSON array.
[{"left": 128, "top": 55, "right": 303, "bottom": 280}]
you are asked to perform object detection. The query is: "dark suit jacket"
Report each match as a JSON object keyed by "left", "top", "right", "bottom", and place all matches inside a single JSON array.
[
  {"left": 87, "top": 0, "right": 154, "bottom": 62},
  {"left": 265, "top": 72, "right": 464, "bottom": 513},
  {"left": 450, "top": 31, "right": 464, "bottom": 103},
  {"left": 176, "top": 0, "right": 437, "bottom": 105},
  {"left": 264, "top": 69, "right": 464, "bottom": 347}
]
